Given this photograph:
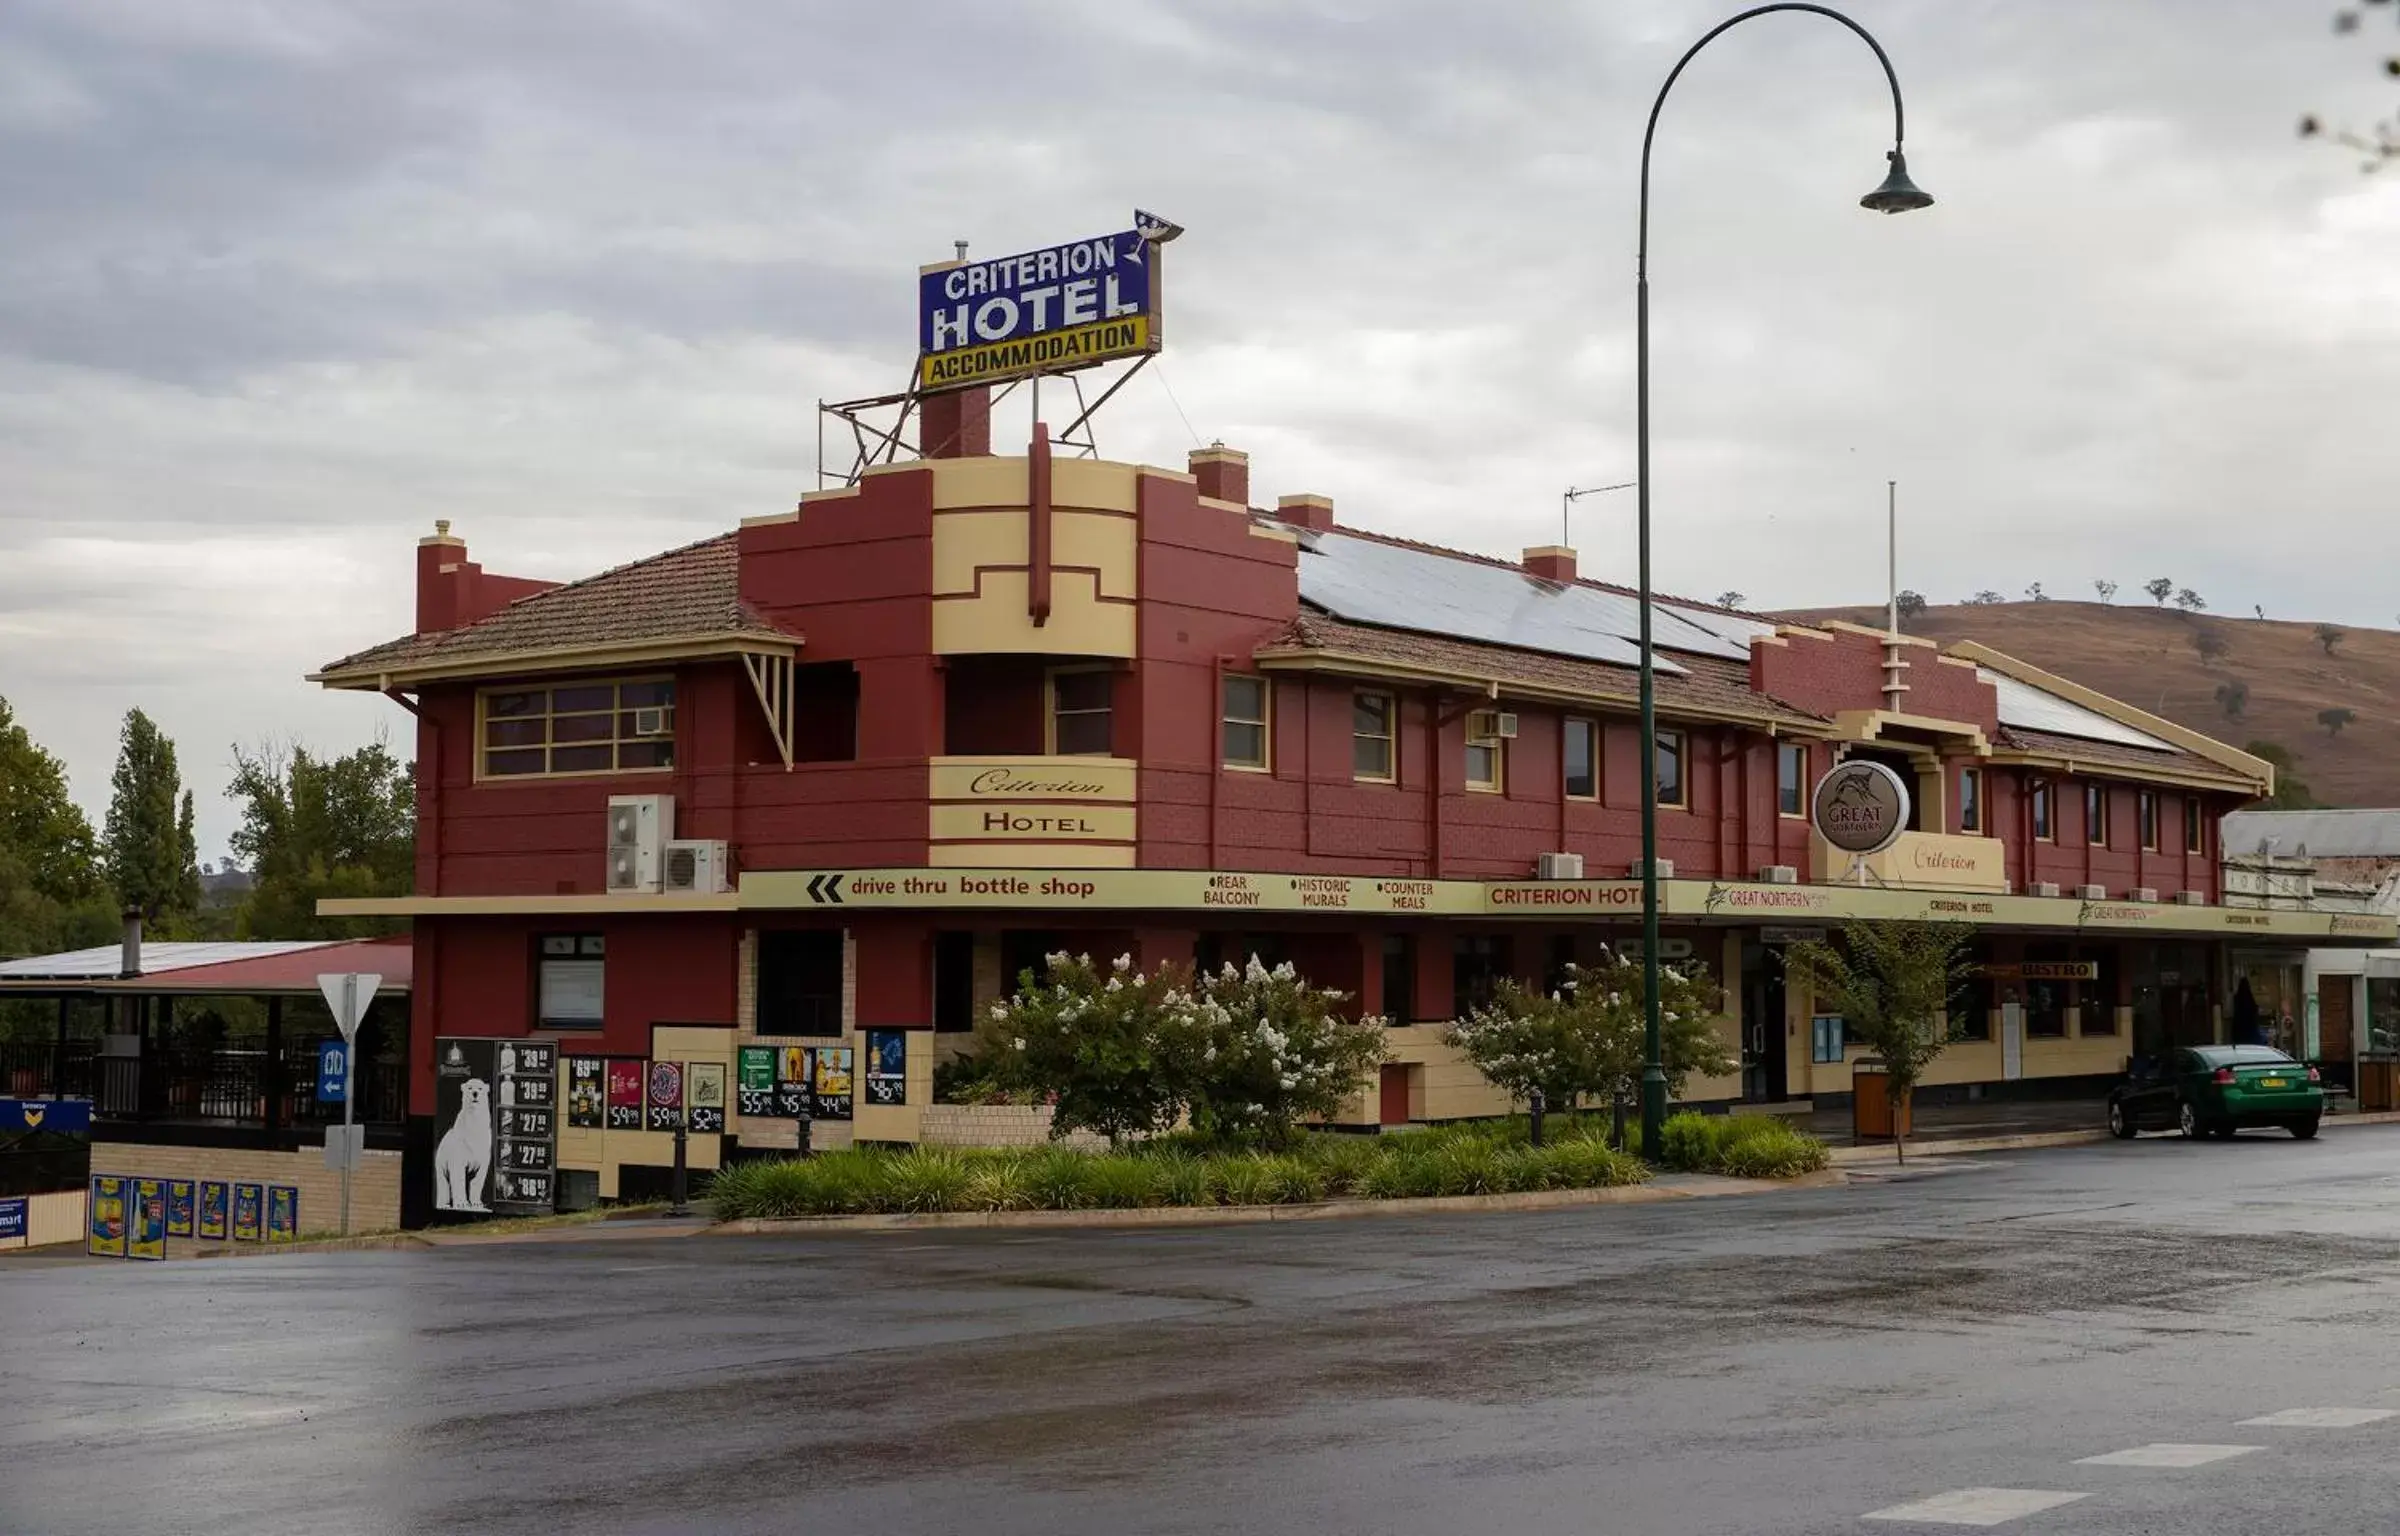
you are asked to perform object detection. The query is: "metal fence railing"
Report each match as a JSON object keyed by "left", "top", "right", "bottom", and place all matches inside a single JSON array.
[{"left": 0, "top": 1039, "right": 403, "bottom": 1126}]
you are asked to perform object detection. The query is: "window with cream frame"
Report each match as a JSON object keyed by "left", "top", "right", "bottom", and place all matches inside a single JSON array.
[
  {"left": 1353, "top": 691, "right": 1396, "bottom": 782},
  {"left": 1564, "top": 718, "right": 1599, "bottom": 800},
  {"left": 1653, "top": 727, "right": 1687, "bottom": 809},
  {"left": 1464, "top": 715, "right": 1504, "bottom": 794},
  {"left": 1047, "top": 665, "right": 1114, "bottom": 756},
  {"left": 479, "top": 677, "right": 675, "bottom": 780},
  {"left": 1221, "top": 674, "right": 1270, "bottom": 770}
]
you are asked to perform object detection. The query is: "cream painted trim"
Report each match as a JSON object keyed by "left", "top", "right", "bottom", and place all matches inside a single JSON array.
[
  {"left": 1948, "top": 640, "right": 2271, "bottom": 789},
  {"left": 318, "top": 892, "right": 739, "bottom": 916},
  {"left": 313, "top": 631, "right": 799, "bottom": 690},
  {"left": 1984, "top": 750, "right": 2255, "bottom": 795},
  {"left": 797, "top": 484, "right": 860, "bottom": 505},
  {"left": 1247, "top": 522, "right": 1299, "bottom": 545},
  {"left": 740, "top": 509, "right": 800, "bottom": 527},
  {"left": 1826, "top": 708, "right": 1992, "bottom": 754},
  {"left": 1254, "top": 648, "right": 1808, "bottom": 732},
  {"left": 1822, "top": 618, "right": 1939, "bottom": 651}
]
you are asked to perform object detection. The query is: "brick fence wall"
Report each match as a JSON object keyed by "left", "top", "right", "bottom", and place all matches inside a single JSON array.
[
  {"left": 91, "top": 1143, "right": 404, "bottom": 1235},
  {"left": 918, "top": 1105, "right": 1106, "bottom": 1151}
]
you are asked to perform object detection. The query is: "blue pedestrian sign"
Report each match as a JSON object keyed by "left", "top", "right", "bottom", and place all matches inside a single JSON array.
[{"left": 316, "top": 1040, "right": 349, "bottom": 1105}]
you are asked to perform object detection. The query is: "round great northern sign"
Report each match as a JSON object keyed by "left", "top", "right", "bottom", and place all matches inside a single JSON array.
[{"left": 1811, "top": 760, "right": 1912, "bottom": 856}]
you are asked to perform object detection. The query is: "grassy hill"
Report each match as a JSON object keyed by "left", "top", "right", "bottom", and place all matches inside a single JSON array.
[{"left": 1780, "top": 600, "right": 2395, "bottom": 808}]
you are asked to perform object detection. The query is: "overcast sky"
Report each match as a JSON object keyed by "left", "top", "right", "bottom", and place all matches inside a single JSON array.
[{"left": 3, "top": 0, "right": 2395, "bottom": 862}]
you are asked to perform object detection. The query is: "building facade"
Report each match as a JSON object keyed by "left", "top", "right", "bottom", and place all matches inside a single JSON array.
[{"left": 315, "top": 406, "right": 2393, "bottom": 1222}]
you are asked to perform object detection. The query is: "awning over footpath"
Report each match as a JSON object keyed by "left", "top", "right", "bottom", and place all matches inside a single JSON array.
[{"left": 0, "top": 938, "right": 412, "bottom": 995}]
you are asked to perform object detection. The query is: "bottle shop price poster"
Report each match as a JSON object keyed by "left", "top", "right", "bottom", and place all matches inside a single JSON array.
[
  {"left": 433, "top": 1037, "right": 558, "bottom": 1220},
  {"left": 646, "top": 1060, "right": 684, "bottom": 1132},
  {"left": 605, "top": 1059, "right": 646, "bottom": 1130},
  {"left": 686, "top": 1061, "right": 726, "bottom": 1134},
  {"left": 566, "top": 1056, "right": 606, "bottom": 1129},
  {"left": 864, "top": 1030, "right": 907, "bottom": 1107}
]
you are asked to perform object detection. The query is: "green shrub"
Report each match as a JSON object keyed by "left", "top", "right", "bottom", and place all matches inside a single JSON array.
[
  {"left": 1023, "top": 1147, "right": 1098, "bottom": 1210},
  {"left": 1713, "top": 1122, "right": 1831, "bottom": 1179},
  {"left": 882, "top": 1148, "right": 974, "bottom": 1213},
  {"left": 1305, "top": 1134, "right": 1385, "bottom": 1196},
  {"left": 963, "top": 1159, "right": 1034, "bottom": 1212},
  {"left": 1659, "top": 1111, "right": 1721, "bottom": 1172},
  {"left": 1528, "top": 1138, "right": 1647, "bottom": 1189},
  {"left": 1208, "top": 1153, "right": 1279, "bottom": 1206},
  {"left": 712, "top": 1154, "right": 882, "bottom": 1218},
  {"left": 1427, "top": 1140, "right": 1506, "bottom": 1197},
  {"left": 1084, "top": 1154, "right": 1162, "bottom": 1209},
  {"left": 1257, "top": 1154, "right": 1326, "bottom": 1204},
  {"left": 1149, "top": 1153, "right": 1213, "bottom": 1207}
]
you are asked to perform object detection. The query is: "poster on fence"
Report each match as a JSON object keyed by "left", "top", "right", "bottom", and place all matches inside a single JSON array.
[
  {"left": 265, "top": 1185, "right": 299, "bottom": 1243},
  {"left": 165, "top": 1179, "right": 195, "bottom": 1239},
  {"left": 566, "top": 1056, "right": 606, "bottom": 1129},
  {"left": 199, "top": 1181, "right": 228, "bottom": 1240},
  {"left": 687, "top": 1062, "right": 726, "bottom": 1134},
  {"left": 87, "top": 1174, "right": 127, "bottom": 1258},
  {"left": 864, "top": 1030, "right": 906, "bottom": 1107},
  {"left": 232, "top": 1182, "right": 264, "bottom": 1242},
  {"left": 129, "top": 1178, "right": 167, "bottom": 1261}
]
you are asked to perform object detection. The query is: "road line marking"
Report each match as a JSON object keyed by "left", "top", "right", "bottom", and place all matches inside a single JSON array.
[
  {"left": 1862, "top": 1488, "right": 2090, "bottom": 1526},
  {"left": 2240, "top": 1407, "right": 2398, "bottom": 1428},
  {"left": 2075, "top": 1443, "right": 2262, "bottom": 1468}
]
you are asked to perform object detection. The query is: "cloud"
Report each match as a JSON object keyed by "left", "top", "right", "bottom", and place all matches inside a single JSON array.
[{"left": 3, "top": 0, "right": 2397, "bottom": 857}]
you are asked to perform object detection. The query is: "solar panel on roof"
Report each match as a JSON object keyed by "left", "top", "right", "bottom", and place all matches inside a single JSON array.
[
  {"left": 1294, "top": 532, "right": 1736, "bottom": 674},
  {"left": 1978, "top": 669, "right": 2173, "bottom": 751}
]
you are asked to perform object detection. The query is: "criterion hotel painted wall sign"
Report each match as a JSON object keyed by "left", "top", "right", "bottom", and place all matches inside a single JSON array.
[
  {"left": 916, "top": 211, "right": 1178, "bottom": 392},
  {"left": 1812, "top": 760, "right": 1911, "bottom": 856}
]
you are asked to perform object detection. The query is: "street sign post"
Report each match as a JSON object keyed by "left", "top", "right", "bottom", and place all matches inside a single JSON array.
[
  {"left": 316, "top": 1039, "right": 349, "bottom": 1104},
  {"left": 316, "top": 973, "right": 382, "bottom": 1236}
]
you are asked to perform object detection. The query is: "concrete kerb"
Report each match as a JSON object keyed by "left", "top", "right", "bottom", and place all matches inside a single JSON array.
[{"left": 708, "top": 1167, "right": 1848, "bottom": 1236}]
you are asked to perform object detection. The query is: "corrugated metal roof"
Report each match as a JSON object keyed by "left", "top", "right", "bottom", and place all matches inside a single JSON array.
[
  {"left": 1979, "top": 668, "right": 2172, "bottom": 751},
  {"left": 0, "top": 940, "right": 334, "bottom": 982},
  {"left": 1293, "top": 529, "right": 1705, "bottom": 674},
  {"left": 2223, "top": 809, "right": 2400, "bottom": 859}
]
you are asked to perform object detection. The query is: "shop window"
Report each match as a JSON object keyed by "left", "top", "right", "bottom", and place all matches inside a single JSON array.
[
  {"left": 2184, "top": 796, "right": 2204, "bottom": 855},
  {"left": 2370, "top": 977, "right": 2400, "bottom": 1055},
  {"left": 482, "top": 678, "right": 675, "bottom": 779},
  {"left": 1453, "top": 935, "right": 1505, "bottom": 1014},
  {"left": 1959, "top": 767, "right": 1982, "bottom": 833},
  {"left": 1565, "top": 718, "right": 1599, "bottom": 800},
  {"left": 536, "top": 934, "right": 605, "bottom": 1028},
  {"left": 1654, "top": 728, "right": 1687, "bottom": 809},
  {"left": 2023, "top": 944, "right": 2071, "bottom": 1038},
  {"left": 1221, "top": 675, "right": 1270, "bottom": 770},
  {"left": 932, "top": 931, "right": 975, "bottom": 1033},
  {"left": 1197, "top": 932, "right": 1284, "bottom": 977},
  {"left": 1464, "top": 718, "right": 1504, "bottom": 793},
  {"left": 1353, "top": 691, "right": 1396, "bottom": 782},
  {"left": 1811, "top": 1015, "right": 1845, "bottom": 1063},
  {"left": 1955, "top": 950, "right": 1995, "bottom": 1041},
  {"left": 1048, "top": 667, "right": 1114, "bottom": 756},
  {"left": 1777, "top": 741, "right": 1807, "bottom": 817},
  {"left": 1381, "top": 934, "right": 1416, "bottom": 1025},
  {"left": 757, "top": 930, "right": 843, "bottom": 1036},
  {"left": 2031, "top": 781, "right": 2053, "bottom": 842},
  {"left": 999, "top": 930, "right": 1066, "bottom": 998},
  {"left": 2086, "top": 783, "right": 2109, "bottom": 846},
  {"left": 1546, "top": 934, "right": 1577, "bottom": 994},
  {"left": 2138, "top": 790, "right": 2159, "bottom": 851}
]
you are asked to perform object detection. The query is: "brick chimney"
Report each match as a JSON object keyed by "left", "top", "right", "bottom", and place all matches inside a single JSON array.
[
  {"left": 1190, "top": 443, "right": 1249, "bottom": 506},
  {"left": 919, "top": 387, "right": 991, "bottom": 459},
  {"left": 416, "top": 522, "right": 559, "bottom": 635},
  {"left": 1272, "top": 493, "right": 1335, "bottom": 533},
  {"left": 1523, "top": 545, "right": 1577, "bottom": 584}
]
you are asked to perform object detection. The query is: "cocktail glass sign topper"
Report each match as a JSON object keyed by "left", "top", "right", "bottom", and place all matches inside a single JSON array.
[
  {"left": 916, "top": 210, "right": 1179, "bottom": 393},
  {"left": 1811, "top": 760, "right": 1912, "bottom": 856}
]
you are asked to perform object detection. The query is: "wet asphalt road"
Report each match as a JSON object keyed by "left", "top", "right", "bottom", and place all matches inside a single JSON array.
[{"left": 11, "top": 1129, "right": 2400, "bottom": 1536}]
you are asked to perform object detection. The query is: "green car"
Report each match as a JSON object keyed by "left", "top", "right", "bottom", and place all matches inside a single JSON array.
[{"left": 2107, "top": 1045, "right": 2325, "bottom": 1141}]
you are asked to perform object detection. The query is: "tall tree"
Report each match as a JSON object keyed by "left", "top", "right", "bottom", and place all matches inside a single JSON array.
[
  {"left": 2247, "top": 740, "right": 2320, "bottom": 810},
  {"left": 101, "top": 709, "right": 200, "bottom": 927},
  {"left": 0, "top": 695, "right": 115, "bottom": 958},
  {"left": 2315, "top": 623, "right": 2346, "bottom": 656},
  {"left": 2145, "top": 577, "right": 2175, "bottom": 607},
  {"left": 2214, "top": 679, "right": 2249, "bottom": 721},
  {"left": 1784, "top": 921, "right": 1978, "bottom": 1164},
  {"left": 2093, "top": 579, "right": 2118, "bottom": 603},
  {"left": 226, "top": 739, "right": 416, "bottom": 939}
]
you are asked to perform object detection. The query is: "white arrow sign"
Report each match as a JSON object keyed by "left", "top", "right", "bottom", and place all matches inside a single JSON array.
[{"left": 316, "top": 973, "right": 382, "bottom": 1043}]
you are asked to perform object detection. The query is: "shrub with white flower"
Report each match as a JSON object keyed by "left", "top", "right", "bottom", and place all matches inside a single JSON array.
[
  {"left": 968, "top": 950, "right": 1385, "bottom": 1147},
  {"left": 1446, "top": 950, "right": 1733, "bottom": 1118},
  {"left": 1186, "top": 955, "right": 1386, "bottom": 1146}
]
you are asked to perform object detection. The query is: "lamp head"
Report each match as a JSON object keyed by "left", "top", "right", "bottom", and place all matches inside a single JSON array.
[{"left": 1860, "top": 148, "right": 1934, "bottom": 214}]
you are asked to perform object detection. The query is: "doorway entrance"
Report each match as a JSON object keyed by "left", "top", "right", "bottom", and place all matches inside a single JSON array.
[
  {"left": 1740, "top": 942, "right": 1788, "bottom": 1103},
  {"left": 2319, "top": 976, "right": 2357, "bottom": 1092},
  {"left": 1379, "top": 1063, "right": 1414, "bottom": 1127}
]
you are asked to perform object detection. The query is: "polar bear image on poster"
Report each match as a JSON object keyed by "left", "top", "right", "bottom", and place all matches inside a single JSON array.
[{"left": 435, "top": 1078, "right": 494, "bottom": 1212}]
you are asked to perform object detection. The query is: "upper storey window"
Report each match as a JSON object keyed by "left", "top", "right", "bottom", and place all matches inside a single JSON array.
[{"left": 481, "top": 678, "right": 675, "bottom": 779}]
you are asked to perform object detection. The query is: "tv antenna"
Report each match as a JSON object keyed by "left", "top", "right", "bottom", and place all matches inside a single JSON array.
[{"left": 1561, "top": 481, "right": 1637, "bottom": 546}]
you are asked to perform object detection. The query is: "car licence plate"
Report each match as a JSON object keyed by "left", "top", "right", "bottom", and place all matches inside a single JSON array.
[{"left": 2258, "top": 1077, "right": 2288, "bottom": 1089}]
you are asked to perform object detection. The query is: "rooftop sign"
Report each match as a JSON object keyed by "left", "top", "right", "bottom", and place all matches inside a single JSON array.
[{"left": 916, "top": 212, "right": 1177, "bottom": 393}]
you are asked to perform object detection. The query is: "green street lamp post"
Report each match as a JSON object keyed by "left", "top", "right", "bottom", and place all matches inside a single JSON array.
[{"left": 1634, "top": 4, "right": 1932, "bottom": 1160}]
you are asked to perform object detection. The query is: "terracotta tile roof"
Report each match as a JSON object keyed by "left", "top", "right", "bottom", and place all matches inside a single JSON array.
[
  {"left": 1997, "top": 725, "right": 2258, "bottom": 787},
  {"left": 1257, "top": 612, "right": 1826, "bottom": 728},
  {"left": 315, "top": 532, "right": 793, "bottom": 683}
]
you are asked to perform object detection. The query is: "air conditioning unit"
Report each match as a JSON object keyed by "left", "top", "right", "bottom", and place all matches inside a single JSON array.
[
  {"left": 2075, "top": 883, "right": 2107, "bottom": 901},
  {"left": 2173, "top": 890, "right": 2207, "bottom": 906},
  {"left": 606, "top": 794, "right": 674, "bottom": 894},
  {"left": 1629, "top": 859, "right": 1675, "bottom": 880},
  {"left": 632, "top": 706, "right": 672, "bottom": 737},
  {"left": 1758, "top": 865, "right": 1799, "bottom": 884},
  {"left": 1467, "top": 710, "right": 1520, "bottom": 742},
  {"left": 2131, "top": 886, "right": 2160, "bottom": 904},
  {"left": 2028, "top": 881, "right": 2061, "bottom": 898},
  {"left": 663, "top": 838, "right": 730, "bottom": 894},
  {"left": 1535, "top": 852, "right": 1584, "bottom": 880}
]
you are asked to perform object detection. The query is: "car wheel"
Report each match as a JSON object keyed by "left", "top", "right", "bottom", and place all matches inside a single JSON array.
[
  {"left": 2291, "top": 1116, "right": 2321, "bottom": 1140},
  {"left": 2179, "top": 1100, "right": 2206, "bottom": 1139},
  {"left": 2108, "top": 1099, "right": 2137, "bottom": 1139}
]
